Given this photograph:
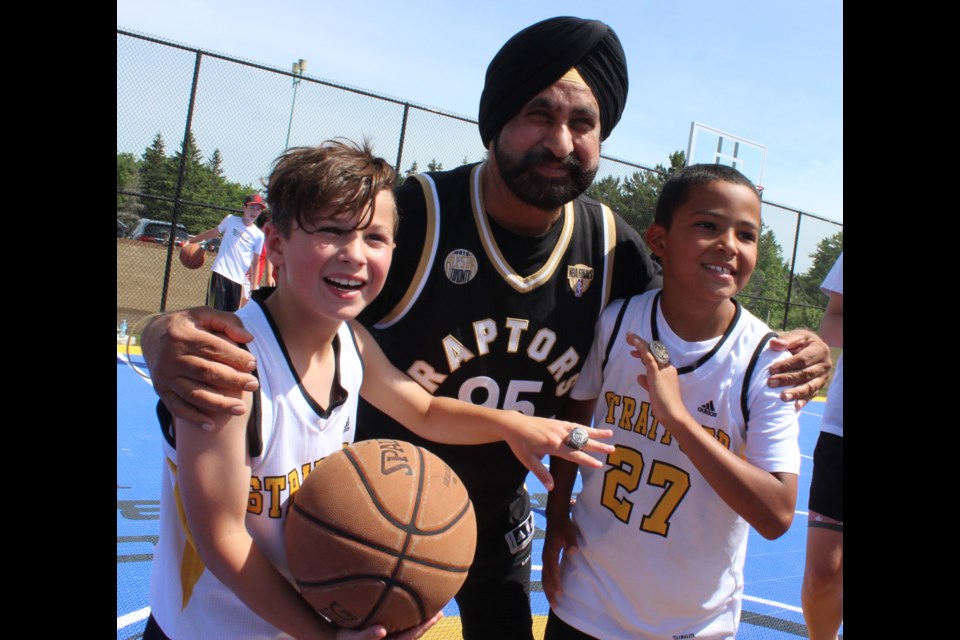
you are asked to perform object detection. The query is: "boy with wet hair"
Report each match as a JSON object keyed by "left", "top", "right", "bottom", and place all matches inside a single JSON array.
[
  {"left": 146, "top": 139, "right": 614, "bottom": 640},
  {"left": 543, "top": 164, "right": 801, "bottom": 640}
]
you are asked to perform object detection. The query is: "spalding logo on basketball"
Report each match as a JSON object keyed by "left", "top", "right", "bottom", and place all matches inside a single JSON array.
[{"left": 285, "top": 439, "right": 477, "bottom": 633}]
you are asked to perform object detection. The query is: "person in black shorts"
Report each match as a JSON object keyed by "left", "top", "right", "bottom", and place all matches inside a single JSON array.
[{"left": 802, "top": 252, "right": 843, "bottom": 639}]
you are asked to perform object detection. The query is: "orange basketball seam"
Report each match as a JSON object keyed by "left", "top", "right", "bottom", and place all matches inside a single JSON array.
[
  {"left": 341, "top": 444, "right": 471, "bottom": 535},
  {"left": 288, "top": 441, "right": 476, "bottom": 633},
  {"left": 289, "top": 503, "right": 472, "bottom": 571}
]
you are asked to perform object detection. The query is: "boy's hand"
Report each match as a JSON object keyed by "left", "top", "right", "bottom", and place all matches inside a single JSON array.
[
  {"left": 504, "top": 420, "right": 614, "bottom": 491},
  {"left": 627, "top": 333, "right": 688, "bottom": 425},
  {"left": 768, "top": 329, "right": 832, "bottom": 409},
  {"left": 542, "top": 514, "right": 578, "bottom": 608},
  {"left": 142, "top": 307, "right": 258, "bottom": 429}
]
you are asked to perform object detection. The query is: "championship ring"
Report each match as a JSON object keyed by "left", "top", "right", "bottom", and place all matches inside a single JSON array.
[
  {"left": 650, "top": 340, "right": 671, "bottom": 366},
  {"left": 566, "top": 426, "right": 589, "bottom": 451}
]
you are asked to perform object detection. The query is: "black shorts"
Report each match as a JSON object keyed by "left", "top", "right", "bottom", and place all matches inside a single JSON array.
[
  {"left": 143, "top": 614, "right": 171, "bottom": 640},
  {"left": 808, "top": 432, "right": 843, "bottom": 522},
  {"left": 455, "top": 488, "right": 534, "bottom": 640},
  {"left": 206, "top": 271, "right": 242, "bottom": 311},
  {"left": 544, "top": 610, "right": 598, "bottom": 640}
]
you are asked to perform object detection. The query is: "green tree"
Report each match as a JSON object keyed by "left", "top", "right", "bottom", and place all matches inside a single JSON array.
[
  {"left": 589, "top": 151, "right": 686, "bottom": 236},
  {"left": 786, "top": 230, "right": 843, "bottom": 329},
  {"left": 427, "top": 159, "right": 444, "bottom": 172},
  {"left": 739, "top": 223, "right": 791, "bottom": 328},
  {"left": 117, "top": 153, "right": 143, "bottom": 228},
  {"left": 586, "top": 175, "right": 624, "bottom": 214},
  {"left": 170, "top": 131, "right": 216, "bottom": 232},
  {"left": 802, "top": 231, "right": 843, "bottom": 291},
  {"left": 139, "top": 133, "right": 173, "bottom": 220},
  {"left": 121, "top": 133, "right": 259, "bottom": 235}
]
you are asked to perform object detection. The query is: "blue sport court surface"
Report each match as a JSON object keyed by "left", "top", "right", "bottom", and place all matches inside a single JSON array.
[{"left": 118, "top": 349, "right": 841, "bottom": 639}]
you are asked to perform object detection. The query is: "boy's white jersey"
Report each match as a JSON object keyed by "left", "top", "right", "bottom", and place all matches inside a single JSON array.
[
  {"left": 554, "top": 290, "right": 800, "bottom": 640},
  {"left": 150, "top": 294, "right": 361, "bottom": 639}
]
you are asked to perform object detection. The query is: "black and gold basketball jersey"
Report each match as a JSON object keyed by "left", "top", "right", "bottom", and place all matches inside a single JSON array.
[{"left": 357, "top": 163, "right": 660, "bottom": 511}]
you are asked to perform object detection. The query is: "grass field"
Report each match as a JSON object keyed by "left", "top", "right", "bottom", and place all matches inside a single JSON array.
[{"left": 117, "top": 239, "right": 212, "bottom": 334}]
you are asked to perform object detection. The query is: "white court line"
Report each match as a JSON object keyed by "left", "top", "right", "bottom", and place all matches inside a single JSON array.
[
  {"left": 117, "top": 606, "right": 150, "bottom": 630},
  {"left": 118, "top": 352, "right": 154, "bottom": 388},
  {"left": 742, "top": 594, "right": 803, "bottom": 614}
]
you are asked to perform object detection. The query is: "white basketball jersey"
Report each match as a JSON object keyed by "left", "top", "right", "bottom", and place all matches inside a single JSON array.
[
  {"left": 553, "top": 290, "right": 800, "bottom": 640},
  {"left": 150, "top": 296, "right": 361, "bottom": 639}
]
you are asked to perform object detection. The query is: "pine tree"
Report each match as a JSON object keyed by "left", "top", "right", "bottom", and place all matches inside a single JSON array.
[{"left": 139, "top": 133, "right": 173, "bottom": 220}]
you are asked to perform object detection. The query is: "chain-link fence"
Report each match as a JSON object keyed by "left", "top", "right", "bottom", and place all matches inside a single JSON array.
[{"left": 117, "top": 28, "right": 842, "bottom": 338}]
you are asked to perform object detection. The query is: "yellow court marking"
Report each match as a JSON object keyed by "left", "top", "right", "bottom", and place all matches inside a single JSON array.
[
  {"left": 423, "top": 615, "right": 548, "bottom": 639},
  {"left": 117, "top": 343, "right": 143, "bottom": 356}
]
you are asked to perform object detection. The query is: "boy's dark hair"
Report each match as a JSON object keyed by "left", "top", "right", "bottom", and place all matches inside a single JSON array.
[
  {"left": 654, "top": 164, "right": 760, "bottom": 228},
  {"left": 266, "top": 139, "right": 397, "bottom": 237}
]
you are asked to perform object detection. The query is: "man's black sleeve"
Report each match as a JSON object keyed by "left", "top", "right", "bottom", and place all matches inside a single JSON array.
[
  {"left": 610, "top": 213, "right": 663, "bottom": 300},
  {"left": 357, "top": 177, "right": 429, "bottom": 326}
]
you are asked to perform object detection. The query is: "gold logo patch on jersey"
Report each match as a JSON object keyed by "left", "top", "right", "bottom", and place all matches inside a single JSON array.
[
  {"left": 567, "top": 264, "right": 594, "bottom": 297},
  {"left": 444, "top": 249, "right": 479, "bottom": 284}
]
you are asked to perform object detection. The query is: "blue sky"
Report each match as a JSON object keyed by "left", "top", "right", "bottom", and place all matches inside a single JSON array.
[{"left": 117, "top": 0, "right": 842, "bottom": 229}]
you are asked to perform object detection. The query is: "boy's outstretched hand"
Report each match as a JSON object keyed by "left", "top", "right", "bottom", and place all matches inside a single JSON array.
[
  {"left": 503, "top": 418, "right": 614, "bottom": 491},
  {"left": 142, "top": 307, "right": 259, "bottom": 429}
]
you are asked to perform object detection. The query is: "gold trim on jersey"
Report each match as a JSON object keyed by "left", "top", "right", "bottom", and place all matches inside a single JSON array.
[
  {"left": 168, "top": 457, "right": 207, "bottom": 609},
  {"left": 471, "top": 163, "right": 575, "bottom": 293},
  {"left": 600, "top": 204, "right": 617, "bottom": 312},
  {"left": 374, "top": 173, "right": 441, "bottom": 329}
]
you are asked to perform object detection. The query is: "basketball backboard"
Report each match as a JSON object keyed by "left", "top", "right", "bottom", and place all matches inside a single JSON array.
[{"left": 687, "top": 122, "right": 767, "bottom": 189}]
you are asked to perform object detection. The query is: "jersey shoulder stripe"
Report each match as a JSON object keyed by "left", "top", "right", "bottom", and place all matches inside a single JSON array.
[{"left": 375, "top": 172, "right": 441, "bottom": 328}]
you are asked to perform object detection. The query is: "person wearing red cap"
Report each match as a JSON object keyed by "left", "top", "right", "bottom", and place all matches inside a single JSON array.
[{"left": 188, "top": 194, "right": 266, "bottom": 311}]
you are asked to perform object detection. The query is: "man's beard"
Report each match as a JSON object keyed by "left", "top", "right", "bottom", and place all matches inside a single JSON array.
[{"left": 493, "top": 136, "right": 598, "bottom": 210}]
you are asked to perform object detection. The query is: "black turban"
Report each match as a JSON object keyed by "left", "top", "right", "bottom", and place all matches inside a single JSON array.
[{"left": 478, "top": 16, "right": 628, "bottom": 147}]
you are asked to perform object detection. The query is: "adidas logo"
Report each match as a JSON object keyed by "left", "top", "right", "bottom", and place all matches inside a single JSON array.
[{"left": 697, "top": 401, "right": 717, "bottom": 417}]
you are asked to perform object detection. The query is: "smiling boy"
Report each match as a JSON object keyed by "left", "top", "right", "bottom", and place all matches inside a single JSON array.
[
  {"left": 146, "top": 140, "right": 614, "bottom": 640},
  {"left": 543, "top": 164, "right": 801, "bottom": 640}
]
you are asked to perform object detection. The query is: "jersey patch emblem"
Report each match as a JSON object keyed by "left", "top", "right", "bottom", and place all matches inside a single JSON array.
[
  {"left": 444, "top": 249, "right": 478, "bottom": 284},
  {"left": 566, "top": 264, "right": 594, "bottom": 297}
]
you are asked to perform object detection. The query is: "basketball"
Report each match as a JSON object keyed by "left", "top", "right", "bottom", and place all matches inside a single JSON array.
[
  {"left": 285, "top": 439, "right": 476, "bottom": 633},
  {"left": 179, "top": 243, "right": 205, "bottom": 269}
]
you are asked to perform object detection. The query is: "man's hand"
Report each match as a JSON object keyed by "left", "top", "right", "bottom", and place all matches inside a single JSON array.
[
  {"left": 542, "top": 512, "right": 577, "bottom": 609},
  {"left": 141, "top": 307, "right": 258, "bottom": 428},
  {"left": 768, "top": 329, "right": 832, "bottom": 410}
]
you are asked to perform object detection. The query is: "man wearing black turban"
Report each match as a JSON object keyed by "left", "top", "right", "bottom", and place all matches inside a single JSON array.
[
  {"left": 142, "top": 15, "right": 834, "bottom": 640},
  {"left": 478, "top": 16, "right": 629, "bottom": 150}
]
